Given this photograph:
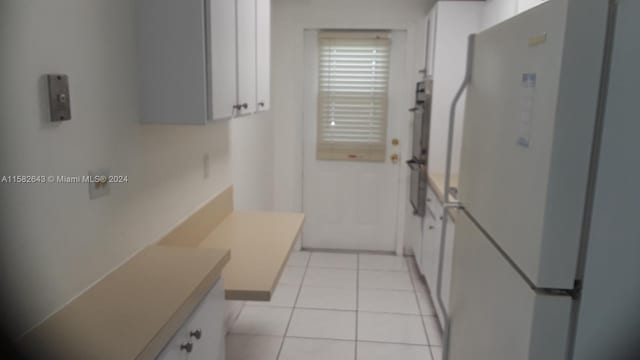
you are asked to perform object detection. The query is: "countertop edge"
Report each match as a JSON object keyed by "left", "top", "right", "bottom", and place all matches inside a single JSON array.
[{"left": 427, "top": 174, "right": 459, "bottom": 222}]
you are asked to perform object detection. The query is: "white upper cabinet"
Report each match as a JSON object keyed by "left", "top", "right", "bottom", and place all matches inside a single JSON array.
[
  {"left": 425, "top": 13, "right": 436, "bottom": 77},
  {"left": 255, "top": 0, "right": 271, "bottom": 112},
  {"left": 136, "top": 0, "right": 209, "bottom": 124},
  {"left": 236, "top": 0, "right": 258, "bottom": 116},
  {"left": 210, "top": 0, "right": 238, "bottom": 120},
  {"left": 136, "top": 0, "right": 271, "bottom": 124}
]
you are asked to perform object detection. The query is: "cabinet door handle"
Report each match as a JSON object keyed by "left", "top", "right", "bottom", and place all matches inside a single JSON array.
[
  {"left": 233, "top": 104, "right": 242, "bottom": 110},
  {"left": 180, "top": 342, "right": 193, "bottom": 353},
  {"left": 258, "top": 101, "right": 265, "bottom": 107},
  {"left": 241, "top": 103, "right": 248, "bottom": 109},
  {"left": 190, "top": 329, "right": 202, "bottom": 340},
  {"left": 428, "top": 225, "right": 434, "bottom": 230}
]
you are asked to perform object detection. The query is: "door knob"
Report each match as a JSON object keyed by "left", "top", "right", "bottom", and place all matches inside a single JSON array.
[{"left": 390, "top": 154, "right": 399, "bottom": 164}]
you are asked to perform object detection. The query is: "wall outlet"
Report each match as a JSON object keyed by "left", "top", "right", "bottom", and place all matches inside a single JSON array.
[
  {"left": 203, "top": 153, "right": 211, "bottom": 179},
  {"left": 88, "top": 168, "right": 110, "bottom": 200}
]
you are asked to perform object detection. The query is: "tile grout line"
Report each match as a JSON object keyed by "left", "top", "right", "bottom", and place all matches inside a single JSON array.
[
  {"left": 242, "top": 304, "right": 425, "bottom": 317},
  {"left": 275, "top": 251, "right": 312, "bottom": 360},
  {"left": 407, "top": 256, "right": 437, "bottom": 360},
  {"left": 284, "top": 334, "right": 435, "bottom": 347}
]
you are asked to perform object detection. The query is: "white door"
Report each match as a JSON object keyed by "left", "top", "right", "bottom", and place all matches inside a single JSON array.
[{"left": 302, "top": 30, "right": 406, "bottom": 252}]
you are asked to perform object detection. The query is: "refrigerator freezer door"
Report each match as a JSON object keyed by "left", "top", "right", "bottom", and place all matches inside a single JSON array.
[
  {"left": 449, "top": 212, "right": 572, "bottom": 360},
  {"left": 458, "top": 0, "right": 609, "bottom": 289}
]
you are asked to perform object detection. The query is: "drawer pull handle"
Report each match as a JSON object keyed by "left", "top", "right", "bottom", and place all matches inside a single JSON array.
[
  {"left": 180, "top": 342, "right": 193, "bottom": 353},
  {"left": 190, "top": 329, "right": 202, "bottom": 340}
]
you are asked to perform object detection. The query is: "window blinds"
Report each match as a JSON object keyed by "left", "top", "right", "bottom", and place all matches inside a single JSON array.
[{"left": 317, "top": 31, "right": 391, "bottom": 162}]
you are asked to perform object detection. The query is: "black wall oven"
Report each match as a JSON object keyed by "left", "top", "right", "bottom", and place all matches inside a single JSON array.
[{"left": 407, "top": 79, "right": 432, "bottom": 217}]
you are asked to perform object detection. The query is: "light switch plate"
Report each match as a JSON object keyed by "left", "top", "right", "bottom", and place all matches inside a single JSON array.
[
  {"left": 47, "top": 74, "right": 71, "bottom": 122},
  {"left": 88, "top": 169, "right": 110, "bottom": 200}
]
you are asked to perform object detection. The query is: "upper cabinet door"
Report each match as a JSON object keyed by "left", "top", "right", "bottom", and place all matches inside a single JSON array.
[
  {"left": 425, "top": 10, "right": 437, "bottom": 77},
  {"left": 136, "top": 0, "right": 209, "bottom": 124},
  {"left": 236, "top": 0, "right": 258, "bottom": 116},
  {"left": 209, "top": 0, "right": 238, "bottom": 120},
  {"left": 255, "top": 0, "right": 271, "bottom": 112}
]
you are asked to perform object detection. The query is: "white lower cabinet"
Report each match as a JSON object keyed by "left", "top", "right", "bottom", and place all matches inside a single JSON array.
[
  {"left": 421, "top": 187, "right": 443, "bottom": 291},
  {"left": 441, "top": 212, "right": 455, "bottom": 317},
  {"left": 155, "top": 326, "right": 190, "bottom": 360},
  {"left": 420, "top": 186, "right": 456, "bottom": 328},
  {"left": 156, "top": 279, "right": 225, "bottom": 360}
]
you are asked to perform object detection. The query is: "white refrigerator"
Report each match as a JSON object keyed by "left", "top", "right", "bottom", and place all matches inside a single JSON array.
[{"left": 445, "top": 0, "right": 640, "bottom": 359}]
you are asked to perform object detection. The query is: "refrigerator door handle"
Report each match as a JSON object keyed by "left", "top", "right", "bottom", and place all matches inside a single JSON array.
[{"left": 444, "top": 34, "right": 476, "bottom": 205}]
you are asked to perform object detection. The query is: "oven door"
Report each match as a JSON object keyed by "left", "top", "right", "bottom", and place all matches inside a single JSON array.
[{"left": 408, "top": 158, "right": 427, "bottom": 217}]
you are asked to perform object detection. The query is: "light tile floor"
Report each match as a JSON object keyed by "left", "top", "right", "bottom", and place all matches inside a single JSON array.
[{"left": 227, "top": 251, "right": 442, "bottom": 360}]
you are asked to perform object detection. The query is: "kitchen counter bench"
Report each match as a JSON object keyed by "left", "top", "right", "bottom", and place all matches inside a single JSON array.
[{"left": 159, "top": 187, "right": 305, "bottom": 301}]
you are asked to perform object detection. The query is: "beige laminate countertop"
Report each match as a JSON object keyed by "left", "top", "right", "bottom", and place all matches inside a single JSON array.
[
  {"left": 198, "top": 211, "right": 305, "bottom": 301},
  {"left": 428, "top": 173, "right": 460, "bottom": 221},
  {"left": 20, "top": 245, "right": 230, "bottom": 360},
  {"left": 158, "top": 187, "right": 305, "bottom": 302}
]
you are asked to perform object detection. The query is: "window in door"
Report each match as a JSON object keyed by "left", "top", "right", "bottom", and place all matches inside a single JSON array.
[{"left": 316, "top": 31, "right": 391, "bottom": 162}]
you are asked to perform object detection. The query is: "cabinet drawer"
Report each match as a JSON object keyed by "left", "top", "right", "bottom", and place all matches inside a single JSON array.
[{"left": 156, "top": 279, "right": 225, "bottom": 360}]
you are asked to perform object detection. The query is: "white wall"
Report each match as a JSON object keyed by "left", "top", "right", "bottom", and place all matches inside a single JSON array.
[
  {"left": 231, "top": 112, "right": 274, "bottom": 211},
  {"left": 482, "top": 0, "right": 518, "bottom": 29},
  {"left": 518, "top": 0, "right": 547, "bottom": 14},
  {"left": 272, "top": 0, "right": 434, "bottom": 213},
  {"left": 0, "top": 0, "right": 273, "bottom": 337},
  {"left": 482, "top": 0, "right": 548, "bottom": 30}
]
